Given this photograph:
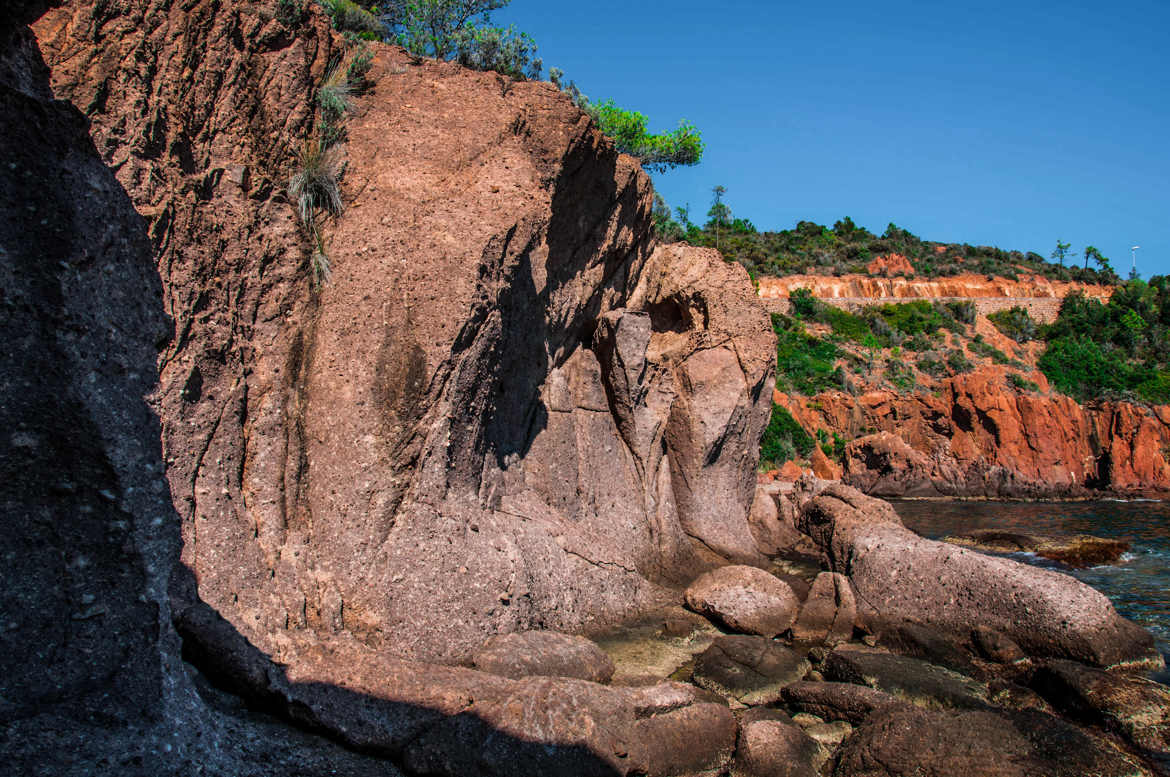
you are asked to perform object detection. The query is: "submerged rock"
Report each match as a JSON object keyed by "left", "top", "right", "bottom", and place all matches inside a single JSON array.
[
  {"left": 1031, "top": 659, "right": 1170, "bottom": 754},
  {"left": 943, "top": 529, "right": 1129, "bottom": 568},
  {"left": 685, "top": 565, "right": 800, "bottom": 637},
  {"left": 691, "top": 635, "right": 809, "bottom": 706}
]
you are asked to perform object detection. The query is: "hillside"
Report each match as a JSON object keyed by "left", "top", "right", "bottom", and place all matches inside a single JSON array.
[{"left": 760, "top": 283, "right": 1170, "bottom": 497}]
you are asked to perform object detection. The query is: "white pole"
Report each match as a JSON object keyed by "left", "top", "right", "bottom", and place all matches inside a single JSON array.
[{"left": 1131, "top": 246, "right": 1141, "bottom": 277}]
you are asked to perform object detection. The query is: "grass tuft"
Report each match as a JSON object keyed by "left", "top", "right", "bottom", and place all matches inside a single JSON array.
[{"left": 288, "top": 138, "right": 345, "bottom": 224}]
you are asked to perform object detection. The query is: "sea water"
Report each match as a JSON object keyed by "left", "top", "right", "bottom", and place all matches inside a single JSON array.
[{"left": 891, "top": 499, "right": 1170, "bottom": 684}]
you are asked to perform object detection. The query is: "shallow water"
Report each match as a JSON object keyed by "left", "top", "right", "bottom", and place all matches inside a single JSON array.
[{"left": 892, "top": 499, "right": 1170, "bottom": 683}]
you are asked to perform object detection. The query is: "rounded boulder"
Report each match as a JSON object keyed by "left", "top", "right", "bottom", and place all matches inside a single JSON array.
[{"left": 685, "top": 565, "right": 800, "bottom": 637}]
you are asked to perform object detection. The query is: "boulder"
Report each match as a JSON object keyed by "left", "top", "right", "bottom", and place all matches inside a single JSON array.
[
  {"left": 732, "top": 717, "right": 827, "bottom": 777},
  {"left": 779, "top": 681, "right": 902, "bottom": 725},
  {"left": 684, "top": 566, "right": 800, "bottom": 637},
  {"left": 1030, "top": 659, "right": 1170, "bottom": 753},
  {"left": 823, "top": 645, "right": 989, "bottom": 711},
  {"left": 471, "top": 631, "right": 615, "bottom": 683},
  {"left": 834, "top": 704, "right": 1152, "bottom": 777},
  {"left": 791, "top": 572, "right": 856, "bottom": 646},
  {"left": 799, "top": 485, "right": 1159, "bottom": 668},
  {"left": 943, "top": 530, "right": 1129, "bottom": 568},
  {"left": 691, "top": 635, "right": 810, "bottom": 706}
]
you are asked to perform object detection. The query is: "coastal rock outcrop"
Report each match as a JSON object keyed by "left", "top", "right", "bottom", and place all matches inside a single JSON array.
[
  {"left": 781, "top": 365, "right": 1170, "bottom": 498},
  {"left": 8, "top": 0, "right": 775, "bottom": 771},
  {"left": 798, "top": 484, "right": 1159, "bottom": 668}
]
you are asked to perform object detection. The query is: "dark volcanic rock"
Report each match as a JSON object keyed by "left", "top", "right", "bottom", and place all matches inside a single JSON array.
[
  {"left": 800, "top": 484, "right": 1160, "bottom": 668},
  {"left": 685, "top": 565, "right": 800, "bottom": 637},
  {"left": 823, "top": 645, "right": 989, "bottom": 711},
  {"left": 835, "top": 704, "right": 1153, "bottom": 777},
  {"left": 692, "top": 635, "right": 810, "bottom": 706},
  {"left": 1031, "top": 659, "right": 1170, "bottom": 753},
  {"left": 471, "top": 631, "right": 615, "bottom": 683}
]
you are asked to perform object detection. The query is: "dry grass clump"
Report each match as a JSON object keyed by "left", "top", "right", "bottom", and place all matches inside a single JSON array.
[{"left": 288, "top": 138, "right": 345, "bottom": 225}]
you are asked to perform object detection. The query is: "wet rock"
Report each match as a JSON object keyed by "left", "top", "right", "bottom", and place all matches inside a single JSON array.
[
  {"left": 803, "top": 719, "right": 853, "bottom": 749},
  {"left": 823, "top": 645, "right": 989, "bottom": 711},
  {"left": 943, "top": 529, "right": 1129, "bottom": 568},
  {"left": 801, "top": 485, "right": 1160, "bottom": 668},
  {"left": 1030, "top": 659, "right": 1170, "bottom": 753},
  {"left": 732, "top": 716, "right": 827, "bottom": 777},
  {"left": 792, "top": 572, "right": 856, "bottom": 646},
  {"left": 692, "top": 635, "right": 810, "bottom": 706},
  {"left": 471, "top": 631, "right": 615, "bottom": 683},
  {"left": 685, "top": 566, "right": 800, "bottom": 637},
  {"left": 591, "top": 607, "right": 721, "bottom": 687},
  {"left": 834, "top": 704, "right": 1153, "bottom": 777},
  {"left": 780, "top": 681, "right": 902, "bottom": 725}
]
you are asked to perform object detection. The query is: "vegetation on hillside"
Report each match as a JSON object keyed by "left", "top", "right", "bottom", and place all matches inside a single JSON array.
[
  {"left": 654, "top": 190, "right": 1119, "bottom": 285},
  {"left": 1038, "top": 279, "right": 1170, "bottom": 404}
]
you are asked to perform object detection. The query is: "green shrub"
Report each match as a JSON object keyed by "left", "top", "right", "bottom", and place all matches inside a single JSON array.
[
  {"left": 453, "top": 24, "right": 542, "bottom": 80},
  {"left": 1137, "top": 372, "right": 1170, "bottom": 404},
  {"left": 276, "top": 0, "right": 307, "bottom": 27},
  {"left": 946, "top": 349, "right": 974, "bottom": 374},
  {"left": 886, "top": 359, "right": 916, "bottom": 391},
  {"left": 318, "top": 0, "right": 385, "bottom": 36},
  {"left": 917, "top": 356, "right": 946, "bottom": 377},
  {"left": 941, "top": 300, "right": 977, "bottom": 326},
  {"left": 788, "top": 287, "right": 820, "bottom": 319},
  {"left": 760, "top": 404, "right": 815, "bottom": 468},
  {"left": 1037, "top": 336, "right": 1129, "bottom": 400},
  {"left": 824, "top": 307, "right": 870, "bottom": 342},
  {"left": 773, "top": 315, "right": 842, "bottom": 395},
  {"left": 1008, "top": 373, "right": 1040, "bottom": 392},
  {"left": 875, "top": 300, "right": 945, "bottom": 337},
  {"left": 903, "top": 334, "right": 934, "bottom": 351},
  {"left": 987, "top": 306, "right": 1038, "bottom": 343},
  {"left": 584, "top": 99, "right": 703, "bottom": 171}
]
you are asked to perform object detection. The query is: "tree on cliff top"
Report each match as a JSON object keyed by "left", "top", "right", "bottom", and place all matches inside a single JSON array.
[{"left": 357, "top": 0, "right": 542, "bottom": 79}]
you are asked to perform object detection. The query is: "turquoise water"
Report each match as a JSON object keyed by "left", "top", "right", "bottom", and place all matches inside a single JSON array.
[{"left": 891, "top": 499, "right": 1170, "bottom": 683}]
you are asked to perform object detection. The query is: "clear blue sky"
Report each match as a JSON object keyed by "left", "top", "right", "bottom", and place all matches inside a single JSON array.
[{"left": 497, "top": 0, "right": 1169, "bottom": 278}]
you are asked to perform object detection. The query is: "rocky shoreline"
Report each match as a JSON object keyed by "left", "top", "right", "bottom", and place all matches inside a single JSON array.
[{"left": 3, "top": 2, "right": 1168, "bottom": 774}]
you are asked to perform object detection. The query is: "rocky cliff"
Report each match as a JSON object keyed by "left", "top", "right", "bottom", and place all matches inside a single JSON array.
[
  {"left": 4, "top": 0, "right": 777, "bottom": 772},
  {"left": 758, "top": 271, "right": 1114, "bottom": 303},
  {"left": 780, "top": 367, "right": 1170, "bottom": 498}
]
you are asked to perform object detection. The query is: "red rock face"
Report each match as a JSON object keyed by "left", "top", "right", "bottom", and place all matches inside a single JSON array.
[
  {"left": 777, "top": 367, "right": 1170, "bottom": 498},
  {"left": 34, "top": 3, "right": 776, "bottom": 665},
  {"left": 865, "top": 253, "right": 916, "bottom": 277},
  {"left": 757, "top": 272, "right": 1114, "bottom": 302}
]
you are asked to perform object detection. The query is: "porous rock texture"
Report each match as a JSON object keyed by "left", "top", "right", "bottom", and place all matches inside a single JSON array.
[
  {"left": 797, "top": 484, "right": 1159, "bottom": 668},
  {"left": 6, "top": 0, "right": 774, "bottom": 773},
  {"left": 34, "top": 0, "right": 775, "bottom": 668}
]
